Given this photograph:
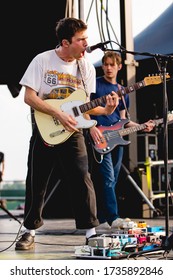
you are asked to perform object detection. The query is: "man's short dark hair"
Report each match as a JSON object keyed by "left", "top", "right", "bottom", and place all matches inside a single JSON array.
[{"left": 55, "top": 17, "right": 87, "bottom": 45}]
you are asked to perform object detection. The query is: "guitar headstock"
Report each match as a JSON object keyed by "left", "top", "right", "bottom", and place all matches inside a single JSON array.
[{"left": 144, "top": 74, "right": 170, "bottom": 86}]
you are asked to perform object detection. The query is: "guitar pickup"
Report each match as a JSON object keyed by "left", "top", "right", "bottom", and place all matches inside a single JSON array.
[{"left": 50, "top": 129, "right": 66, "bottom": 138}]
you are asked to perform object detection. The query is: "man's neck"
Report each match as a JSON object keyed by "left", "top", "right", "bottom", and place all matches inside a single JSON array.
[
  {"left": 103, "top": 75, "right": 117, "bottom": 85},
  {"left": 55, "top": 47, "right": 75, "bottom": 62}
]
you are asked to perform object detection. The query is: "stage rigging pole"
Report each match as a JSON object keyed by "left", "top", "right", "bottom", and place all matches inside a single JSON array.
[{"left": 119, "top": 0, "right": 139, "bottom": 171}]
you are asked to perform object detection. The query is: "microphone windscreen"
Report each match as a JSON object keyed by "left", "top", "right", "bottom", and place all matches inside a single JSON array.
[{"left": 85, "top": 46, "right": 92, "bottom": 53}]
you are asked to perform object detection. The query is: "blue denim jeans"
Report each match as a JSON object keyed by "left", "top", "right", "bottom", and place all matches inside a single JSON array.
[{"left": 95, "top": 146, "right": 124, "bottom": 225}]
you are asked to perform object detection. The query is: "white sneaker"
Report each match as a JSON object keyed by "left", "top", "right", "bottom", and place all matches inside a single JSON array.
[
  {"left": 111, "top": 218, "right": 133, "bottom": 229},
  {"left": 97, "top": 222, "right": 111, "bottom": 230},
  {"left": 122, "top": 219, "right": 137, "bottom": 229},
  {"left": 111, "top": 218, "right": 124, "bottom": 229}
]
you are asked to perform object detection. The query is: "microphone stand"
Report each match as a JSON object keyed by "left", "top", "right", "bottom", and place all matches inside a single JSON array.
[
  {"left": 0, "top": 200, "right": 21, "bottom": 224},
  {"left": 106, "top": 43, "right": 173, "bottom": 254}
]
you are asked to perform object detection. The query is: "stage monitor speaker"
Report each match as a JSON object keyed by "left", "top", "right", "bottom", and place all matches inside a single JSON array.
[{"left": 137, "top": 133, "right": 158, "bottom": 164}]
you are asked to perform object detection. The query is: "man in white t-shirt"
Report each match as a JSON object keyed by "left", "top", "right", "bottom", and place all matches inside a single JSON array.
[{"left": 15, "top": 17, "right": 119, "bottom": 250}]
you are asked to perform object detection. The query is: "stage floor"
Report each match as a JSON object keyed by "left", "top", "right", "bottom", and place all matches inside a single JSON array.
[{"left": 0, "top": 210, "right": 173, "bottom": 260}]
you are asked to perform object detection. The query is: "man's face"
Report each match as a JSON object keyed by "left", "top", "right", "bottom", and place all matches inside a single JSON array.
[
  {"left": 69, "top": 30, "right": 88, "bottom": 59},
  {"left": 102, "top": 57, "right": 121, "bottom": 79}
]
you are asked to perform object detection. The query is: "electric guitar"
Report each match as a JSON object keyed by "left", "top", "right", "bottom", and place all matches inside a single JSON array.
[
  {"left": 91, "top": 112, "right": 173, "bottom": 155},
  {"left": 34, "top": 74, "right": 170, "bottom": 145}
]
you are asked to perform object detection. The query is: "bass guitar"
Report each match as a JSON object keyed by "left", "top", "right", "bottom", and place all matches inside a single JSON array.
[
  {"left": 91, "top": 112, "right": 173, "bottom": 154},
  {"left": 34, "top": 74, "right": 170, "bottom": 145}
]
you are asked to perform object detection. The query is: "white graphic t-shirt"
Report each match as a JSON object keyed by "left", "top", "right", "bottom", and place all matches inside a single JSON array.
[{"left": 20, "top": 49, "right": 96, "bottom": 101}]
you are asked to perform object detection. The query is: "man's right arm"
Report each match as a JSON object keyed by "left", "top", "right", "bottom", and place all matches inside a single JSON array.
[{"left": 24, "top": 87, "right": 78, "bottom": 132}]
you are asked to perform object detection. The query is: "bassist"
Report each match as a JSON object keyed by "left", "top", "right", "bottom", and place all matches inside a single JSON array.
[{"left": 89, "top": 51, "right": 155, "bottom": 229}]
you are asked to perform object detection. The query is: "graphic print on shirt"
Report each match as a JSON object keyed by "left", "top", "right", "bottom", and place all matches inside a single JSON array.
[{"left": 44, "top": 70, "right": 82, "bottom": 99}]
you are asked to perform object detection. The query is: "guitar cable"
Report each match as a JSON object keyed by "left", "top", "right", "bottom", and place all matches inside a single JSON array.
[{"left": 90, "top": 139, "right": 103, "bottom": 164}]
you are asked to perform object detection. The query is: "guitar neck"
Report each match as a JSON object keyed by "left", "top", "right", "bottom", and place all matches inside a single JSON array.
[
  {"left": 78, "top": 72, "right": 171, "bottom": 114},
  {"left": 117, "top": 80, "right": 146, "bottom": 96},
  {"left": 79, "top": 80, "right": 146, "bottom": 113},
  {"left": 119, "top": 118, "right": 163, "bottom": 137}
]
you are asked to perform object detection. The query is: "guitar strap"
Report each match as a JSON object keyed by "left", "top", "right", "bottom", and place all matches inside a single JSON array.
[
  {"left": 77, "top": 60, "right": 103, "bottom": 163},
  {"left": 77, "top": 59, "right": 89, "bottom": 97},
  {"left": 118, "top": 84, "right": 131, "bottom": 120}
]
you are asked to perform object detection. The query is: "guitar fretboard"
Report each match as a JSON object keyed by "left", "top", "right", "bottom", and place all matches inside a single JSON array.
[
  {"left": 119, "top": 118, "right": 163, "bottom": 137},
  {"left": 79, "top": 80, "right": 146, "bottom": 113},
  {"left": 118, "top": 81, "right": 146, "bottom": 95}
]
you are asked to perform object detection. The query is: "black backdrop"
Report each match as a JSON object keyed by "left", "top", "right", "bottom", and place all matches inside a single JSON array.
[{"left": 0, "top": 1, "right": 67, "bottom": 96}]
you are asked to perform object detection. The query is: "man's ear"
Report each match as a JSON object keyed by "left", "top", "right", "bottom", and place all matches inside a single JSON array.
[
  {"left": 62, "top": 39, "right": 70, "bottom": 47},
  {"left": 118, "top": 64, "right": 122, "bottom": 70}
]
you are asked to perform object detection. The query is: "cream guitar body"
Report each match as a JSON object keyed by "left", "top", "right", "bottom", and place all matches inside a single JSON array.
[{"left": 34, "top": 89, "right": 97, "bottom": 145}]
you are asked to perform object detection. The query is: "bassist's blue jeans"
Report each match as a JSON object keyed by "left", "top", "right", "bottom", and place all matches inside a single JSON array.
[{"left": 92, "top": 146, "right": 124, "bottom": 226}]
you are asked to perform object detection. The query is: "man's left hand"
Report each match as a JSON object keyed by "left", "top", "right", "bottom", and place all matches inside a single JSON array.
[
  {"left": 104, "top": 91, "right": 119, "bottom": 115},
  {"left": 143, "top": 120, "right": 156, "bottom": 132}
]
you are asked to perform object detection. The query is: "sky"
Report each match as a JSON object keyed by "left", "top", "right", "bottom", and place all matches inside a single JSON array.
[{"left": 0, "top": 0, "right": 173, "bottom": 182}]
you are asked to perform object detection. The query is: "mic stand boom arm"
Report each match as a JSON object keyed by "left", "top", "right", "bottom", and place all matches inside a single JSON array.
[{"left": 106, "top": 40, "right": 173, "bottom": 60}]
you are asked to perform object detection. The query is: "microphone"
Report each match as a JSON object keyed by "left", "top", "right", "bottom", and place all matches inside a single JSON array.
[{"left": 86, "top": 41, "right": 111, "bottom": 53}]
